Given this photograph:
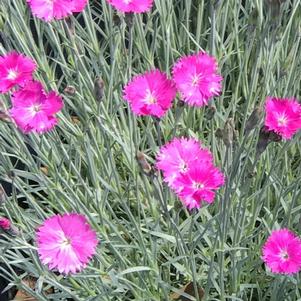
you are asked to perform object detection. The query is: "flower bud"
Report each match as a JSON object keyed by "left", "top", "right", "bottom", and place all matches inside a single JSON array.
[
  {"left": 136, "top": 151, "right": 153, "bottom": 176},
  {"left": 64, "top": 86, "right": 76, "bottom": 95},
  {"left": 244, "top": 106, "right": 263, "bottom": 136},
  {"left": 94, "top": 77, "right": 105, "bottom": 102}
]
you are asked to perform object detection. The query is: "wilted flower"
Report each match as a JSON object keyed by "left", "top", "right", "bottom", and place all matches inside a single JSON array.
[
  {"left": 107, "top": 0, "right": 154, "bottom": 13},
  {"left": 156, "top": 137, "right": 224, "bottom": 209},
  {"left": 265, "top": 97, "right": 301, "bottom": 140},
  {"left": 26, "top": 0, "right": 88, "bottom": 22},
  {"left": 37, "top": 213, "right": 98, "bottom": 274},
  {"left": 10, "top": 81, "right": 63, "bottom": 134},
  {"left": 124, "top": 69, "right": 176, "bottom": 118},
  {"left": 172, "top": 52, "right": 223, "bottom": 107},
  {"left": 0, "top": 52, "right": 36, "bottom": 93},
  {"left": 262, "top": 229, "right": 301, "bottom": 274}
]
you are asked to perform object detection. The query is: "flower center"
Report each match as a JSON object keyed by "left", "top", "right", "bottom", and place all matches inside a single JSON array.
[
  {"left": 279, "top": 249, "right": 289, "bottom": 261},
  {"left": 59, "top": 235, "right": 72, "bottom": 249},
  {"left": 123, "top": 0, "right": 132, "bottom": 3},
  {"left": 29, "top": 104, "right": 41, "bottom": 116},
  {"left": 144, "top": 89, "right": 157, "bottom": 104},
  {"left": 179, "top": 161, "right": 188, "bottom": 173},
  {"left": 191, "top": 74, "right": 201, "bottom": 87},
  {"left": 192, "top": 182, "right": 205, "bottom": 190},
  {"left": 277, "top": 115, "right": 288, "bottom": 126},
  {"left": 7, "top": 69, "right": 18, "bottom": 80}
]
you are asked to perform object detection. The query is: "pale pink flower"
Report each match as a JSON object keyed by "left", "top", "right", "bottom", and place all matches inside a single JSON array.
[
  {"left": 37, "top": 213, "right": 98, "bottom": 274},
  {"left": 0, "top": 52, "right": 36, "bottom": 93},
  {"left": 265, "top": 97, "right": 301, "bottom": 140},
  {"left": 172, "top": 52, "right": 222, "bottom": 107},
  {"left": 124, "top": 69, "right": 176, "bottom": 118},
  {"left": 0, "top": 217, "right": 11, "bottom": 230},
  {"left": 262, "top": 229, "right": 301, "bottom": 274},
  {"left": 107, "top": 0, "right": 154, "bottom": 13},
  {"left": 175, "top": 163, "right": 225, "bottom": 209},
  {"left": 10, "top": 81, "right": 63, "bottom": 134},
  {"left": 156, "top": 137, "right": 213, "bottom": 187},
  {"left": 26, "top": 0, "right": 87, "bottom": 21}
]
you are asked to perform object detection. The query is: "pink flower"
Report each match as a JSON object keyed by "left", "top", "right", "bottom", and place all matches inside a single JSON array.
[
  {"left": 262, "top": 229, "right": 301, "bottom": 274},
  {"left": 124, "top": 69, "right": 176, "bottom": 118},
  {"left": 10, "top": 81, "right": 63, "bottom": 134},
  {"left": 175, "top": 163, "right": 225, "bottom": 209},
  {"left": 37, "top": 213, "right": 98, "bottom": 274},
  {"left": 26, "top": 0, "right": 87, "bottom": 21},
  {"left": 156, "top": 137, "right": 213, "bottom": 187},
  {"left": 172, "top": 52, "right": 223, "bottom": 107},
  {"left": 156, "top": 137, "right": 225, "bottom": 210},
  {"left": 0, "top": 217, "right": 11, "bottom": 230},
  {"left": 265, "top": 97, "right": 301, "bottom": 140},
  {"left": 0, "top": 52, "right": 36, "bottom": 93},
  {"left": 106, "top": 0, "right": 154, "bottom": 13},
  {"left": 71, "top": 0, "right": 88, "bottom": 12}
]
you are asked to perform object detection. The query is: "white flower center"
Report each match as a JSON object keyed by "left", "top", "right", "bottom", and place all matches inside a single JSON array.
[
  {"left": 123, "top": 0, "right": 132, "bottom": 3},
  {"left": 277, "top": 114, "right": 288, "bottom": 126},
  {"left": 144, "top": 89, "right": 157, "bottom": 104},
  {"left": 279, "top": 249, "right": 289, "bottom": 261},
  {"left": 28, "top": 104, "right": 41, "bottom": 116},
  {"left": 7, "top": 69, "right": 19, "bottom": 80},
  {"left": 179, "top": 161, "right": 188, "bottom": 173},
  {"left": 191, "top": 74, "right": 201, "bottom": 87}
]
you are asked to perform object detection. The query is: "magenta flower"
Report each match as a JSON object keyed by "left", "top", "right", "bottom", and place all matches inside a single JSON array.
[
  {"left": 175, "top": 163, "right": 225, "bottom": 209},
  {"left": 26, "top": 0, "right": 87, "bottom": 21},
  {"left": 265, "top": 97, "right": 301, "bottom": 140},
  {"left": 124, "top": 69, "right": 176, "bottom": 118},
  {"left": 262, "top": 229, "right": 301, "bottom": 274},
  {"left": 156, "top": 137, "right": 213, "bottom": 187},
  {"left": 0, "top": 52, "right": 36, "bottom": 93},
  {"left": 10, "top": 81, "right": 63, "bottom": 134},
  {"left": 172, "top": 52, "right": 223, "bottom": 107},
  {"left": 0, "top": 217, "right": 11, "bottom": 230},
  {"left": 107, "top": 0, "right": 154, "bottom": 13},
  {"left": 156, "top": 137, "right": 225, "bottom": 210},
  {"left": 37, "top": 213, "right": 98, "bottom": 274}
]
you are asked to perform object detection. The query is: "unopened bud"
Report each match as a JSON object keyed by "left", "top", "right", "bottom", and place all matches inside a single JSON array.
[
  {"left": 65, "top": 17, "right": 75, "bottom": 35},
  {"left": 94, "top": 77, "right": 105, "bottom": 102},
  {"left": 136, "top": 151, "right": 153, "bottom": 176},
  {"left": 205, "top": 106, "right": 216, "bottom": 120},
  {"left": 269, "top": 130, "right": 282, "bottom": 142},
  {"left": 216, "top": 118, "right": 236, "bottom": 147},
  {"left": 71, "top": 116, "right": 80, "bottom": 125},
  {"left": 244, "top": 106, "right": 263, "bottom": 136},
  {"left": 40, "top": 166, "right": 49, "bottom": 176},
  {"left": 256, "top": 126, "right": 271, "bottom": 156},
  {"left": 113, "top": 13, "right": 121, "bottom": 27},
  {"left": 124, "top": 13, "right": 134, "bottom": 28},
  {"left": 256, "top": 126, "right": 281, "bottom": 156},
  {"left": 64, "top": 86, "right": 76, "bottom": 95}
]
